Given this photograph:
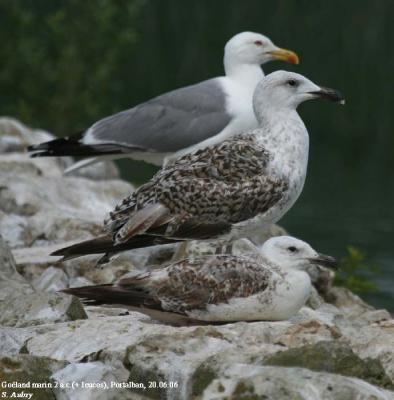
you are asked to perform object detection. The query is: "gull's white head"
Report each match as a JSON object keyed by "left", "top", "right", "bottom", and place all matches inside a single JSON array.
[
  {"left": 261, "top": 236, "right": 337, "bottom": 271},
  {"left": 224, "top": 32, "right": 299, "bottom": 73},
  {"left": 253, "top": 71, "right": 345, "bottom": 120}
]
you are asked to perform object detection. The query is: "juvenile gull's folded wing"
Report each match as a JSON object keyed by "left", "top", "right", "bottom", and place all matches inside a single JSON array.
[
  {"left": 105, "top": 134, "right": 288, "bottom": 242},
  {"left": 52, "top": 134, "right": 288, "bottom": 261},
  {"left": 62, "top": 255, "right": 273, "bottom": 315}
]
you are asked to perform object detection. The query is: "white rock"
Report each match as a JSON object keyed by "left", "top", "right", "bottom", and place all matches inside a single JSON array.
[
  {"left": 0, "top": 292, "right": 87, "bottom": 327},
  {"left": 0, "top": 160, "right": 134, "bottom": 249},
  {"left": 0, "top": 326, "right": 40, "bottom": 355},
  {"left": 0, "top": 211, "right": 29, "bottom": 248},
  {"left": 0, "top": 117, "right": 54, "bottom": 152},
  {"left": 204, "top": 366, "right": 394, "bottom": 400},
  {"left": 0, "top": 235, "right": 33, "bottom": 300},
  {"left": 32, "top": 266, "right": 69, "bottom": 292},
  {"left": 68, "top": 161, "right": 120, "bottom": 181},
  {"left": 172, "top": 238, "right": 261, "bottom": 261},
  {"left": 68, "top": 276, "right": 94, "bottom": 288},
  {"left": 52, "top": 362, "right": 133, "bottom": 400}
]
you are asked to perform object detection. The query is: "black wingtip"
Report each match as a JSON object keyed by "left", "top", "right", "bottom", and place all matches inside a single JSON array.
[
  {"left": 58, "top": 284, "right": 140, "bottom": 308},
  {"left": 59, "top": 286, "right": 105, "bottom": 306},
  {"left": 50, "top": 248, "right": 68, "bottom": 258},
  {"left": 60, "top": 284, "right": 111, "bottom": 295},
  {"left": 49, "top": 235, "right": 117, "bottom": 262},
  {"left": 27, "top": 134, "right": 145, "bottom": 158},
  {"left": 27, "top": 138, "right": 76, "bottom": 158},
  {"left": 27, "top": 142, "right": 51, "bottom": 157},
  {"left": 50, "top": 248, "right": 66, "bottom": 257},
  {"left": 27, "top": 144, "right": 43, "bottom": 152},
  {"left": 30, "top": 151, "right": 55, "bottom": 158}
]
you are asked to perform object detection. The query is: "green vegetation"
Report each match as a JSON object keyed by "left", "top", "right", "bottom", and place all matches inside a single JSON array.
[
  {"left": 0, "top": 0, "right": 144, "bottom": 135},
  {"left": 335, "top": 246, "right": 379, "bottom": 294}
]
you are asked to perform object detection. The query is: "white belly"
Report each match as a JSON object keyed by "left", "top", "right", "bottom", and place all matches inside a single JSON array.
[{"left": 187, "top": 271, "right": 311, "bottom": 322}]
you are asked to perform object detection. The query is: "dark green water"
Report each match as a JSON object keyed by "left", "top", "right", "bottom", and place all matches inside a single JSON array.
[
  {"left": 1, "top": 0, "right": 393, "bottom": 311},
  {"left": 120, "top": 0, "right": 394, "bottom": 312}
]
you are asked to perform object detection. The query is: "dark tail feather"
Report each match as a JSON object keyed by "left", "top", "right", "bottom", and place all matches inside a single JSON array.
[
  {"left": 51, "top": 234, "right": 180, "bottom": 261},
  {"left": 61, "top": 284, "right": 149, "bottom": 307},
  {"left": 62, "top": 285, "right": 232, "bottom": 325},
  {"left": 28, "top": 136, "right": 142, "bottom": 158},
  {"left": 51, "top": 235, "right": 115, "bottom": 261}
]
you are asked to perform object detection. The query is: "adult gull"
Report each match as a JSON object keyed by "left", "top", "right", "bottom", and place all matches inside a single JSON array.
[
  {"left": 61, "top": 236, "right": 337, "bottom": 324},
  {"left": 51, "top": 71, "right": 344, "bottom": 262},
  {"left": 28, "top": 32, "right": 299, "bottom": 172}
]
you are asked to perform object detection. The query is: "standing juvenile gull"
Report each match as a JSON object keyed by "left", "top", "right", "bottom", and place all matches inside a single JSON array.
[
  {"left": 27, "top": 32, "right": 299, "bottom": 172},
  {"left": 61, "top": 236, "right": 337, "bottom": 323},
  {"left": 52, "top": 71, "right": 344, "bottom": 263}
]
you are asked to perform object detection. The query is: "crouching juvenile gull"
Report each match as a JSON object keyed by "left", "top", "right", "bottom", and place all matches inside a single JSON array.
[
  {"left": 27, "top": 32, "right": 299, "bottom": 172},
  {"left": 62, "top": 236, "right": 337, "bottom": 323},
  {"left": 51, "top": 71, "right": 344, "bottom": 263}
]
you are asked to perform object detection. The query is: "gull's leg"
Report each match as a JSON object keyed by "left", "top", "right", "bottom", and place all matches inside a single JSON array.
[
  {"left": 214, "top": 240, "right": 233, "bottom": 255},
  {"left": 225, "top": 243, "right": 233, "bottom": 254}
]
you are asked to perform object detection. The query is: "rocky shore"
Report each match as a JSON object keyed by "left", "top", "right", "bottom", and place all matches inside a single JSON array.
[{"left": 0, "top": 118, "right": 393, "bottom": 400}]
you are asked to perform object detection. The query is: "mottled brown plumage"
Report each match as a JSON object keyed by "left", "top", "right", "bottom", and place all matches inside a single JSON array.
[
  {"left": 106, "top": 134, "right": 287, "bottom": 242},
  {"left": 62, "top": 236, "right": 337, "bottom": 323},
  {"left": 63, "top": 254, "right": 272, "bottom": 315},
  {"left": 52, "top": 134, "right": 288, "bottom": 261}
]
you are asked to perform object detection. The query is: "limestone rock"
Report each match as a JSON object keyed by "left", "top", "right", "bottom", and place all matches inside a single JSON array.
[
  {"left": 69, "top": 276, "right": 94, "bottom": 288},
  {"left": 0, "top": 355, "right": 67, "bottom": 400},
  {"left": 172, "top": 237, "right": 263, "bottom": 261},
  {"left": 0, "top": 235, "right": 33, "bottom": 301},
  {"left": 67, "top": 160, "right": 120, "bottom": 181},
  {"left": 0, "top": 292, "right": 87, "bottom": 327},
  {"left": 203, "top": 366, "right": 394, "bottom": 400},
  {"left": 264, "top": 341, "right": 393, "bottom": 389},
  {"left": 0, "top": 158, "right": 133, "bottom": 250},
  {"left": 246, "top": 222, "right": 288, "bottom": 246},
  {"left": 326, "top": 285, "right": 374, "bottom": 317},
  {"left": 118, "top": 243, "right": 179, "bottom": 271},
  {"left": 13, "top": 304, "right": 392, "bottom": 399},
  {"left": 32, "top": 266, "right": 69, "bottom": 292},
  {"left": 0, "top": 326, "right": 43, "bottom": 356},
  {"left": 52, "top": 361, "right": 133, "bottom": 400},
  {"left": 0, "top": 117, "right": 55, "bottom": 153}
]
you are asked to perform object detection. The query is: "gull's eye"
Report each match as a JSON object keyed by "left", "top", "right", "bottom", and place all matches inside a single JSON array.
[
  {"left": 287, "top": 79, "right": 297, "bottom": 87},
  {"left": 254, "top": 40, "right": 263, "bottom": 46},
  {"left": 288, "top": 246, "right": 298, "bottom": 253}
]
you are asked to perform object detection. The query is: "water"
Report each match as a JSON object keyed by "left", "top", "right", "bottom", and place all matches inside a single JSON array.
[{"left": 118, "top": 0, "right": 394, "bottom": 312}]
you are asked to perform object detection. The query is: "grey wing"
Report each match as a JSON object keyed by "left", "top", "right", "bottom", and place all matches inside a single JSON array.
[
  {"left": 117, "top": 255, "right": 273, "bottom": 314},
  {"left": 85, "top": 78, "right": 232, "bottom": 153}
]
